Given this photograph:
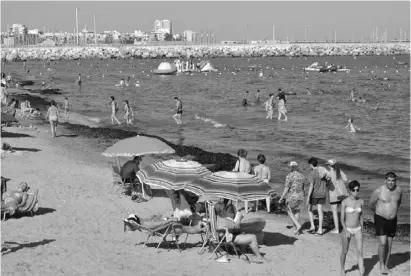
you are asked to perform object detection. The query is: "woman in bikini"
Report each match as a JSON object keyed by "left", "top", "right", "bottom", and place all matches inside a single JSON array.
[
  {"left": 340, "top": 180, "right": 364, "bottom": 276},
  {"left": 45, "top": 100, "right": 60, "bottom": 138},
  {"left": 123, "top": 100, "right": 134, "bottom": 124}
]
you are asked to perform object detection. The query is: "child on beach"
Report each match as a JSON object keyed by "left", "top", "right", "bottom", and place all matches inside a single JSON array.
[
  {"left": 64, "top": 97, "right": 70, "bottom": 117},
  {"left": 124, "top": 100, "right": 134, "bottom": 124},
  {"left": 345, "top": 119, "right": 359, "bottom": 133}
]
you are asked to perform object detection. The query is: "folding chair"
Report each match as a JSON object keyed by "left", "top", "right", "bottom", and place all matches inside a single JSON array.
[
  {"left": 198, "top": 201, "right": 242, "bottom": 260},
  {"left": 182, "top": 218, "right": 209, "bottom": 250},
  {"left": 124, "top": 218, "right": 183, "bottom": 252}
]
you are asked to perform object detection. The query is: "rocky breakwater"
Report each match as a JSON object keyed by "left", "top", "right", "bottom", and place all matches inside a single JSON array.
[{"left": 1, "top": 43, "right": 410, "bottom": 61}]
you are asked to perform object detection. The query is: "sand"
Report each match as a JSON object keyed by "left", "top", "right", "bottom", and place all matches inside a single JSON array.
[{"left": 1, "top": 124, "right": 410, "bottom": 276}]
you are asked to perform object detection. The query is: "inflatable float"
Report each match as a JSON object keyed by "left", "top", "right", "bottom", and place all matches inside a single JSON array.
[
  {"left": 304, "top": 62, "right": 350, "bottom": 72},
  {"left": 199, "top": 60, "right": 218, "bottom": 72},
  {"left": 152, "top": 62, "right": 177, "bottom": 75}
]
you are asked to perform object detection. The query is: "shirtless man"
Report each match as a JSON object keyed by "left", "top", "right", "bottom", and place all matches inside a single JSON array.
[
  {"left": 369, "top": 172, "right": 403, "bottom": 275},
  {"left": 172, "top": 96, "right": 183, "bottom": 125}
]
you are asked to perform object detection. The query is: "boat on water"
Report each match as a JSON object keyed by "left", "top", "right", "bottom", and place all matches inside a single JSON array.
[{"left": 304, "top": 62, "right": 350, "bottom": 72}]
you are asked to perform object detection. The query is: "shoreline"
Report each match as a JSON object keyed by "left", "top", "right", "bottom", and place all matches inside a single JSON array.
[
  {"left": 2, "top": 43, "right": 410, "bottom": 61},
  {"left": 4, "top": 89, "right": 410, "bottom": 240}
]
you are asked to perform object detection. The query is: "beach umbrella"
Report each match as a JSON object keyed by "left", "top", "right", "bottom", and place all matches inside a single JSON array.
[
  {"left": 102, "top": 135, "right": 175, "bottom": 170},
  {"left": 185, "top": 171, "right": 276, "bottom": 202},
  {"left": 136, "top": 159, "right": 211, "bottom": 190}
]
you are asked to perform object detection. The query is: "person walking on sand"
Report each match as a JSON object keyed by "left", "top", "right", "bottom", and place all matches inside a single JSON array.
[
  {"left": 368, "top": 172, "right": 403, "bottom": 275},
  {"left": 340, "top": 180, "right": 365, "bottom": 276},
  {"left": 279, "top": 161, "right": 305, "bottom": 235},
  {"left": 124, "top": 100, "right": 134, "bottom": 124},
  {"left": 307, "top": 157, "right": 331, "bottom": 235},
  {"left": 63, "top": 97, "right": 70, "bottom": 117},
  {"left": 253, "top": 154, "right": 271, "bottom": 212},
  {"left": 110, "top": 96, "right": 121, "bottom": 125},
  {"left": 172, "top": 96, "right": 183, "bottom": 125},
  {"left": 326, "top": 159, "right": 349, "bottom": 234},
  {"left": 45, "top": 100, "right": 60, "bottom": 138}
]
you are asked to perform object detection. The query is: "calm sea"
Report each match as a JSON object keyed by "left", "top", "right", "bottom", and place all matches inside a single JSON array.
[{"left": 4, "top": 55, "right": 410, "bottom": 222}]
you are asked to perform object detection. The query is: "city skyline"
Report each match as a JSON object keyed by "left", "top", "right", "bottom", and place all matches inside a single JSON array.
[{"left": 1, "top": 1, "right": 410, "bottom": 41}]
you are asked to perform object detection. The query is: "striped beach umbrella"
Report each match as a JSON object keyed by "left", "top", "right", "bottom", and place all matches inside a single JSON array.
[
  {"left": 185, "top": 171, "right": 276, "bottom": 201},
  {"left": 136, "top": 159, "right": 211, "bottom": 190}
]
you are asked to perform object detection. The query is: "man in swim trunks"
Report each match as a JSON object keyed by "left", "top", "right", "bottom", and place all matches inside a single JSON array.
[
  {"left": 172, "top": 96, "right": 183, "bottom": 125},
  {"left": 369, "top": 172, "right": 403, "bottom": 275}
]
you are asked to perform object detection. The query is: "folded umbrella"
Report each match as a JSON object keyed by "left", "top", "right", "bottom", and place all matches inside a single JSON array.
[{"left": 185, "top": 171, "right": 275, "bottom": 201}]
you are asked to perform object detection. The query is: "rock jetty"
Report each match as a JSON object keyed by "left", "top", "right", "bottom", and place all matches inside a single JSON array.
[{"left": 1, "top": 43, "right": 410, "bottom": 61}]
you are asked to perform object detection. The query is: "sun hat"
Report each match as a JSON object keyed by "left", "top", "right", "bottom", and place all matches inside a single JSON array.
[
  {"left": 326, "top": 159, "right": 337, "bottom": 166},
  {"left": 289, "top": 161, "right": 298, "bottom": 167}
]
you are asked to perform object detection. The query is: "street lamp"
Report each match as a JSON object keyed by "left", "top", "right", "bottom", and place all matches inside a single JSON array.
[{"left": 304, "top": 25, "right": 307, "bottom": 42}]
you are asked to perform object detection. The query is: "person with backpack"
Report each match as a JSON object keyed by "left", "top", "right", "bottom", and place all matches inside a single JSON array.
[{"left": 110, "top": 96, "right": 121, "bottom": 125}]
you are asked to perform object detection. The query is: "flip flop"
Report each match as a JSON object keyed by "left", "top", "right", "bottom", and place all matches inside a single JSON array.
[
  {"left": 307, "top": 229, "right": 316, "bottom": 234},
  {"left": 315, "top": 232, "right": 324, "bottom": 236}
]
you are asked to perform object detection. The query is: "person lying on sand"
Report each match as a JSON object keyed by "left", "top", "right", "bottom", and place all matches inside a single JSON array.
[{"left": 1, "top": 182, "right": 30, "bottom": 216}]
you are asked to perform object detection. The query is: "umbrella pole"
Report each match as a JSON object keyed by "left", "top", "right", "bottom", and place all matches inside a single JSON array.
[{"left": 115, "top": 156, "right": 121, "bottom": 172}]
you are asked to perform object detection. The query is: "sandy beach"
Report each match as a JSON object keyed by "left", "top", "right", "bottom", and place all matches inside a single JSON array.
[{"left": 1, "top": 121, "right": 409, "bottom": 276}]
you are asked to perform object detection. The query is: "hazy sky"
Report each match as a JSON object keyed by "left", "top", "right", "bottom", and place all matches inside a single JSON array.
[{"left": 1, "top": 1, "right": 410, "bottom": 41}]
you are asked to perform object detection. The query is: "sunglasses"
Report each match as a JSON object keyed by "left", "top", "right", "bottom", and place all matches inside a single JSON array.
[{"left": 350, "top": 188, "right": 360, "bottom": 192}]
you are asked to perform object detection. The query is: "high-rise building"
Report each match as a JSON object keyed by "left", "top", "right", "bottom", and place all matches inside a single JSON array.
[
  {"left": 183, "top": 30, "right": 196, "bottom": 42},
  {"left": 12, "top": 24, "right": 28, "bottom": 35},
  {"left": 154, "top": 20, "right": 162, "bottom": 32},
  {"left": 162, "top": 20, "right": 172, "bottom": 34}
]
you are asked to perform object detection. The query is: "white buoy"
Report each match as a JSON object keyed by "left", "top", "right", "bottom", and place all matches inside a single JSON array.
[{"left": 359, "top": 71, "right": 362, "bottom": 73}]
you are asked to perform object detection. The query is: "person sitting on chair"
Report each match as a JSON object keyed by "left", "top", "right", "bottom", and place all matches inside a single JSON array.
[
  {"left": 1, "top": 182, "right": 30, "bottom": 216},
  {"left": 120, "top": 156, "right": 142, "bottom": 183}
]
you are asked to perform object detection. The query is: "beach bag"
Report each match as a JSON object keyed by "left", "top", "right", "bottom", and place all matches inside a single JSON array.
[{"left": 336, "top": 180, "right": 349, "bottom": 201}]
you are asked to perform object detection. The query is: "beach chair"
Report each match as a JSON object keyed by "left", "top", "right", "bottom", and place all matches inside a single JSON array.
[
  {"left": 2, "top": 190, "right": 39, "bottom": 221},
  {"left": 182, "top": 218, "right": 209, "bottom": 250},
  {"left": 124, "top": 217, "right": 183, "bottom": 252},
  {"left": 199, "top": 201, "right": 242, "bottom": 260}
]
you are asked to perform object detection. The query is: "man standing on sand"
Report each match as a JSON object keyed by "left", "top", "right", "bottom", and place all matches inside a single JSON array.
[
  {"left": 172, "top": 96, "right": 183, "bottom": 125},
  {"left": 369, "top": 172, "right": 403, "bottom": 275}
]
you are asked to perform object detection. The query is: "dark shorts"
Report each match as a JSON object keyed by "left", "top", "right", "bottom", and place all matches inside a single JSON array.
[
  {"left": 330, "top": 200, "right": 342, "bottom": 205},
  {"left": 309, "top": 197, "right": 325, "bottom": 205},
  {"left": 374, "top": 214, "right": 397, "bottom": 237},
  {"left": 176, "top": 110, "right": 183, "bottom": 115}
]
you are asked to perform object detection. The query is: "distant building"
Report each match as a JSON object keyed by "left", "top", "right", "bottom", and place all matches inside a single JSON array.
[
  {"left": 28, "top": 29, "right": 40, "bottom": 35},
  {"left": 153, "top": 19, "right": 173, "bottom": 40},
  {"left": 162, "top": 20, "right": 172, "bottom": 33},
  {"left": 12, "top": 24, "right": 28, "bottom": 35},
  {"left": 183, "top": 30, "right": 196, "bottom": 42}
]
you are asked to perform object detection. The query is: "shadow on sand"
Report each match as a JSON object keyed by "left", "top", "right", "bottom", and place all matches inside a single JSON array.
[
  {"left": 12, "top": 147, "right": 41, "bottom": 152},
  {"left": 263, "top": 232, "right": 298, "bottom": 247},
  {"left": 1, "top": 131, "right": 34, "bottom": 138},
  {"left": 2, "top": 239, "right": 55, "bottom": 255}
]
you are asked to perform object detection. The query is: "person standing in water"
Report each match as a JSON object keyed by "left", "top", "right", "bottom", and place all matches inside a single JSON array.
[
  {"left": 262, "top": 93, "right": 275, "bottom": 120},
  {"left": 255, "top": 89, "right": 260, "bottom": 102},
  {"left": 110, "top": 96, "right": 121, "bottom": 125},
  {"left": 76, "top": 74, "right": 82, "bottom": 90},
  {"left": 345, "top": 119, "right": 359, "bottom": 133},
  {"left": 173, "top": 96, "right": 183, "bottom": 125},
  {"left": 277, "top": 94, "right": 288, "bottom": 121},
  {"left": 124, "top": 100, "right": 134, "bottom": 124},
  {"left": 242, "top": 91, "right": 249, "bottom": 106},
  {"left": 63, "top": 97, "right": 70, "bottom": 117},
  {"left": 369, "top": 172, "right": 403, "bottom": 276}
]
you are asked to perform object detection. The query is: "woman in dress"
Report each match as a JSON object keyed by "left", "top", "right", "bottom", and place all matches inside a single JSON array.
[
  {"left": 326, "top": 159, "right": 349, "bottom": 234},
  {"left": 123, "top": 100, "right": 134, "bottom": 124},
  {"left": 340, "top": 180, "right": 364, "bottom": 276},
  {"left": 279, "top": 161, "right": 305, "bottom": 235},
  {"left": 253, "top": 154, "right": 271, "bottom": 212},
  {"left": 45, "top": 100, "right": 59, "bottom": 138}
]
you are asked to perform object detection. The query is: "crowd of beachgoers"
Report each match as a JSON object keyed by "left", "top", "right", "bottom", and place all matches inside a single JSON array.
[
  {"left": 1, "top": 51, "right": 410, "bottom": 275},
  {"left": 1, "top": 43, "right": 410, "bottom": 61}
]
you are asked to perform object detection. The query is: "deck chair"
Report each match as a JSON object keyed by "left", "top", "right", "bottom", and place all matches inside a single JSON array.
[
  {"left": 124, "top": 216, "right": 183, "bottom": 252},
  {"left": 199, "top": 201, "right": 242, "bottom": 260},
  {"left": 182, "top": 218, "right": 209, "bottom": 250},
  {"left": 2, "top": 190, "right": 39, "bottom": 221}
]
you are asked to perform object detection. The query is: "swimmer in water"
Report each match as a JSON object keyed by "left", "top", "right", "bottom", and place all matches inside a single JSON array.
[
  {"left": 357, "top": 97, "right": 366, "bottom": 103},
  {"left": 373, "top": 103, "right": 379, "bottom": 110},
  {"left": 119, "top": 78, "right": 125, "bottom": 88},
  {"left": 242, "top": 91, "right": 249, "bottom": 106},
  {"left": 41, "top": 80, "right": 46, "bottom": 90},
  {"left": 345, "top": 119, "right": 359, "bottom": 133},
  {"left": 306, "top": 88, "right": 311, "bottom": 95},
  {"left": 349, "top": 89, "right": 355, "bottom": 101},
  {"left": 172, "top": 96, "right": 183, "bottom": 125}
]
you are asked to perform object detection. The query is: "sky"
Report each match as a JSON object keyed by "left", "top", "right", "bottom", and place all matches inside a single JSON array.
[{"left": 1, "top": 1, "right": 410, "bottom": 41}]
